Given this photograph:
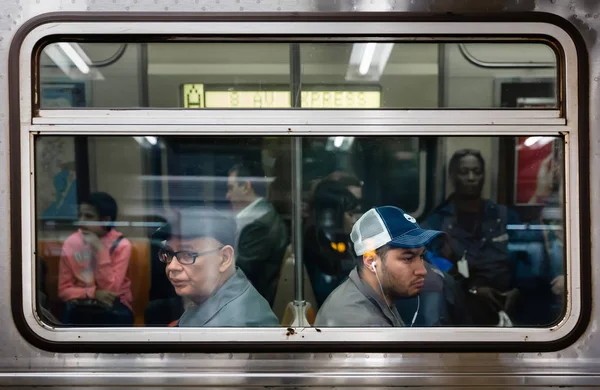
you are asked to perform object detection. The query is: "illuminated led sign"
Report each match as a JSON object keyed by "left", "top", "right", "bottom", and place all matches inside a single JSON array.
[
  {"left": 204, "top": 91, "right": 291, "bottom": 108},
  {"left": 182, "top": 85, "right": 381, "bottom": 108},
  {"left": 300, "top": 91, "right": 380, "bottom": 108}
]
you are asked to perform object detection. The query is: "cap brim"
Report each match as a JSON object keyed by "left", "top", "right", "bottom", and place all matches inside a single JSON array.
[{"left": 387, "top": 228, "right": 444, "bottom": 249}]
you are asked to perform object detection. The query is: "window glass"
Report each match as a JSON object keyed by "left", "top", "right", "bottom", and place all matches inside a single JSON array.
[
  {"left": 35, "top": 135, "right": 565, "bottom": 328},
  {"left": 38, "top": 41, "right": 557, "bottom": 109},
  {"left": 443, "top": 43, "right": 557, "bottom": 108}
]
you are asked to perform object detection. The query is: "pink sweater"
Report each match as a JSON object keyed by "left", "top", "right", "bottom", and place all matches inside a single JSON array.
[{"left": 57, "top": 229, "right": 133, "bottom": 311}]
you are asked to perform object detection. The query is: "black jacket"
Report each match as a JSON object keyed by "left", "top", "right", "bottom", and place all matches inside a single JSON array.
[
  {"left": 235, "top": 198, "right": 289, "bottom": 306},
  {"left": 423, "top": 198, "right": 515, "bottom": 292}
]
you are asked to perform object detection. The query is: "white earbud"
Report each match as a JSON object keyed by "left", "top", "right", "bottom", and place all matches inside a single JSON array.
[{"left": 371, "top": 263, "right": 377, "bottom": 272}]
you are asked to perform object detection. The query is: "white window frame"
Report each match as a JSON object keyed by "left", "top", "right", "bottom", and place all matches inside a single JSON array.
[{"left": 19, "top": 20, "right": 581, "bottom": 345}]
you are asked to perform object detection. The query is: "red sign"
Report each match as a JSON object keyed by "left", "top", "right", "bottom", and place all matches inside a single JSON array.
[{"left": 515, "top": 136, "right": 558, "bottom": 204}]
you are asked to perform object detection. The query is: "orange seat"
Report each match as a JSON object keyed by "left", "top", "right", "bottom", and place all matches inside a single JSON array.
[
  {"left": 37, "top": 239, "right": 150, "bottom": 326},
  {"left": 127, "top": 242, "right": 150, "bottom": 326}
]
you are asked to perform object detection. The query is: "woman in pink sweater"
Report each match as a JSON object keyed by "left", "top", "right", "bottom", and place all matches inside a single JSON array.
[{"left": 58, "top": 192, "right": 133, "bottom": 326}]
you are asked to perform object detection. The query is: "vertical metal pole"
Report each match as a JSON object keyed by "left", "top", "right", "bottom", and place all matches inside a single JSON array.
[
  {"left": 139, "top": 43, "right": 149, "bottom": 107},
  {"left": 435, "top": 43, "right": 448, "bottom": 206},
  {"left": 74, "top": 136, "right": 90, "bottom": 203},
  {"left": 437, "top": 43, "right": 446, "bottom": 109},
  {"left": 289, "top": 43, "right": 304, "bottom": 304}
]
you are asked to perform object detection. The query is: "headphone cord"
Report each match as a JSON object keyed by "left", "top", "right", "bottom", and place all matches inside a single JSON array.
[{"left": 410, "top": 295, "right": 420, "bottom": 327}]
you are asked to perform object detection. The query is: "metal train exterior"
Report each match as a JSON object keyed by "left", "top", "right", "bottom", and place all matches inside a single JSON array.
[{"left": 0, "top": 0, "right": 598, "bottom": 387}]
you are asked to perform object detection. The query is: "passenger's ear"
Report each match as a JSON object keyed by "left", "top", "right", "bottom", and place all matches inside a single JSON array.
[
  {"left": 219, "top": 245, "right": 235, "bottom": 272},
  {"left": 241, "top": 181, "right": 252, "bottom": 194},
  {"left": 362, "top": 250, "right": 376, "bottom": 273}
]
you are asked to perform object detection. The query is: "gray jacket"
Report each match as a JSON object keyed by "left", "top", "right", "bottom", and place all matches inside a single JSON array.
[
  {"left": 177, "top": 268, "right": 280, "bottom": 327},
  {"left": 314, "top": 267, "right": 405, "bottom": 327}
]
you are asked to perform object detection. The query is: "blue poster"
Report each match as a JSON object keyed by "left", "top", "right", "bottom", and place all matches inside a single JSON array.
[{"left": 40, "top": 82, "right": 86, "bottom": 108}]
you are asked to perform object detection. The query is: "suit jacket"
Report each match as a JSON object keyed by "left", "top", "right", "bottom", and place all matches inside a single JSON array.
[{"left": 236, "top": 198, "right": 288, "bottom": 306}]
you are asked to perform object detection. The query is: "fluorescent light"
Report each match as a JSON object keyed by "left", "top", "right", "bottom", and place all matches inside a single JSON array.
[
  {"left": 326, "top": 137, "right": 355, "bottom": 151},
  {"left": 524, "top": 136, "right": 542, "bottom": 147},
  {"left": 44, "top": 45, "right": 71, "bottom": 75},
  {"left": 359, "top": 43, "right": 376, "bottom": 75},
  {"left": 523, "top": 136, "right": 554, "bottom": 148},
  {"left": 134, "top": 136, "right": 158, "bottom": 147},
  {"left": 58, "top": 42, "right": 90, "bottom": 74},
  {"left": 44, "top": 43, "right": 104, "bottom": 80},
  {"left": 347, "top": 43, "right": 393, "bottom": 81}
]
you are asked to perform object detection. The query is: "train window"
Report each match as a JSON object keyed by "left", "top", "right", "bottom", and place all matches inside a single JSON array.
[
  {"left": 18, "top": 20, "right": 581, "bottom": 345},
  {"left": 34, "top": 134, "right": 565, "bottom": 331},
  {"left": 38, "top": 41, "right": 558, "bottom": 109},
  {"left": 444, "top": 43, "right": 558, "bottom": 108}
]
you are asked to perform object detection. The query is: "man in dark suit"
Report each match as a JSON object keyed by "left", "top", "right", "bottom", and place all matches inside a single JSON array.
[{"left": 226, "top": 162, "right": 289, "bottom": 306}]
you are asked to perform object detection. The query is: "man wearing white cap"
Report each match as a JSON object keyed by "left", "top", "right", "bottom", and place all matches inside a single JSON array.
[{"left": 314, "top": 206, "right": 444, "bottom": 327}]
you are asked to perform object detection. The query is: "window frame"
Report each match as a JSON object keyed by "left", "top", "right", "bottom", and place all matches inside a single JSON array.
[{"left": 12, "top": 17, "right": 585, "bottom": 349}]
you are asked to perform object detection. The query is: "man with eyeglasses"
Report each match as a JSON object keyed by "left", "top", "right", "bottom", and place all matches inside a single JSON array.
[{"left": 154, "top": 209, "right": 279, "bottom": 327}]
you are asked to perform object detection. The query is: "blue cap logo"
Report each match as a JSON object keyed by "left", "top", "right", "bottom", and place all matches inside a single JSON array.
[{"left": 404, "top": 213, "right": 416, "bottom": 223}]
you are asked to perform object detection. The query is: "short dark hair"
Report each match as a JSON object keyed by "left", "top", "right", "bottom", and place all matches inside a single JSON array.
[
  {"left": 308, "top": 172, "right": 361, "bottom": 214},
  {"left": 229, "top": 161, "right": 267, "bottom": 197},
  {"left": 312, "top": 179, "right": 359, "bottom": 213},
  {"left": 81, "top": 192, "right": 118, "bottom": 222},
  {"left": 376, "top": 245, "right": 391, "bottom": 262},
  {"left": 448, "top": 148, "right": 485, "bottom": 176}
]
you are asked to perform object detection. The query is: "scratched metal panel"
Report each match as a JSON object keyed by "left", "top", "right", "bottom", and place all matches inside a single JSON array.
[{"left": 0, "top": 0, "right": 598, "bottom": 388}]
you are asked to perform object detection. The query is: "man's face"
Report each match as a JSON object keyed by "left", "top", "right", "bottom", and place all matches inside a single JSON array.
[
  {"left": 226, "top": 171, "right": 248, "bottom": 211},
  {"left": 378, "top": 247, "right": 427, "bottom": 298},
  {"left": 343, "top": 185, "right": 363, "bottom": 234},
  {"left": 452, "top": 155, "right": 484, "bottom": 199},
  {"left": 164, "top": 237, "right": 224, "bottom": 302}
]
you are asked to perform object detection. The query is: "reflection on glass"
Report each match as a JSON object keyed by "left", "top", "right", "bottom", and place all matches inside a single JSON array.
[
  {"left": 39, "top": 42, "right": 557, "bottom": 109},
  {"left": 57, "top": 193, "right": 134, "bottom": 327},
  {"left": 35, "top": 135, "right": 565, "bottom": 328}
]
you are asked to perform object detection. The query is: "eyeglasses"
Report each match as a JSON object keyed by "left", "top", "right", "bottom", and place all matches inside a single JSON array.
[{"left": 158, "top": 246, "right": 223, "bottom": 265}]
